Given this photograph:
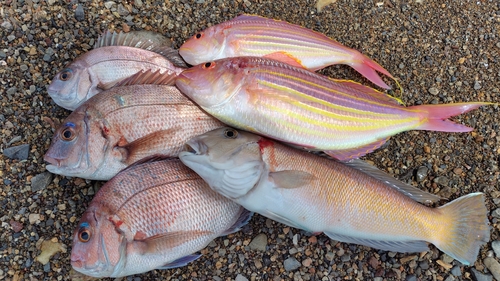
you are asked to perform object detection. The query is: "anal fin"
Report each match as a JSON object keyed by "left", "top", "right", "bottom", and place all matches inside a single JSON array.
[
  {"left": 324, "top": 137, "right": 389, "bottom": 161},
  {"left": 220, "top": 209, "right": 254, "bottom": 236},
  {"left": 324, "top": 231, "right": 430, "bottom": 253},
  {"left": 157, "top": 253, "right": 202, "bottom": 270}
]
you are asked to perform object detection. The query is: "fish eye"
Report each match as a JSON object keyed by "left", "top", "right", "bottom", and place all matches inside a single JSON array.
[
  {"left": 78, "top": 224, "right": 92, "bottom": 243},
  {"left": 223, "top": 128, "right": 238, "bottom": 139},
  {"left": 59, "top": 69, "right": 73, "bottom": 81},
  {"left": 203, "top": 62, "right": 215, "bottom": 69},
  {"left": 61, "top": 126, "right": 76, "bottom": 141},
  {"left": 195, "top": 33, "right": 202, "bottom": 39}
]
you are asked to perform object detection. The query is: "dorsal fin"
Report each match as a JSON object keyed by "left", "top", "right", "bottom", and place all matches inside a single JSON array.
[
  {"left": 114, "top": 69, "right": 177, "bottom": 87},
  {"left": 343, "top": 159, "right": 441, "bottom": 204},
  {"left": 94, "top": 30, "right": 172, "bottom": 49},
  {"left": 149, "top": 46, "right": 190, "bottom": 68}
]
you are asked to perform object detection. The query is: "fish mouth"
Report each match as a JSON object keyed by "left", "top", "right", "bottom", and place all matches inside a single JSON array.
[{"left": 182, "top": 140, "right": 207, "bottom": 155}]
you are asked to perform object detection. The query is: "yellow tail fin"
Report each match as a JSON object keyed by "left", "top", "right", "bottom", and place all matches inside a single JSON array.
[{"left": 435, "top": 193, "right": 490, "bottom": 265}]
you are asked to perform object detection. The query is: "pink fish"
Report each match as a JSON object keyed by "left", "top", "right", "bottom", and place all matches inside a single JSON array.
[
  {"left": 48, "top": 30, "right": 187, "bottom": 110},
  {"left": 175, "top": 56, "right": 490, "bottom": 160},
  {"left": 71, "top": 157, "right": 251, "bottom": 277},
  {"left": 44, "top": 71, "right": 224, "bottom": 180},
  {"left": 180, "top": 14, "right": 395, "bottom": 89}
]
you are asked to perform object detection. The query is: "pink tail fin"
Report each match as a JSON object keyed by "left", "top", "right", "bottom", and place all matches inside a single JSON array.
[
  {"left": 350, "top": 54, "right": 393, "bottom": 89},
  {"left": 412, "top": 102, "right": 491, "bottom": 132}
]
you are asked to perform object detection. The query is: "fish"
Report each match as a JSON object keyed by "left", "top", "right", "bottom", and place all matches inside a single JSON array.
[
  {"left": 179, "top": 14, "right": 395, "bottom": 89},
  {"left": 71, "top": 157, "right": 251, "bottom": 278},
  {"left": 44, "top": 71, "right": 224, "bottom": 180},
  {"left": 179, "top": 127, "right": 490, "bottom": 266},
  {"left": 175, "top": 56, "right": 490, "bottom": 161},
  {"left": 48, "top": 30, "right": 188, "bottom": 111}
]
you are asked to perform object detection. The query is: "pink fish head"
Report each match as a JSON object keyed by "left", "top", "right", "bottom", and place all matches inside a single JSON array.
[
  {"left": 71, "top": 206, "right": 124, "bottom": 278},
  {"left": 47, "top": 59, "right": 92, "bottom": 110},
  {"left": 43, "top": 110, "right": 108, "bottom": 179},
  {"left": 179, "top": 26, "right": 227, "bottom": 65},
  {"left": 175, "top": 59, "right": 245, "bottom": 108}
]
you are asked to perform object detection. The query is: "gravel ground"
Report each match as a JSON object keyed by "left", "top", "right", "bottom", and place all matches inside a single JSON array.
[{"left": 1, "top": 0, "right": 500, "bottom": 280}]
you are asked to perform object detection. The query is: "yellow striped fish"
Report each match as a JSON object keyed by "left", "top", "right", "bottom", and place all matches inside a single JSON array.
[{"left": 175, "top": 56, "right": 490, "bottom": 160}]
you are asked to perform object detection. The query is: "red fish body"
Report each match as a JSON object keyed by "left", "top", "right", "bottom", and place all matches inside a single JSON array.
[{"left": 71, "top": 158, "right": 251, "bottom": 277}]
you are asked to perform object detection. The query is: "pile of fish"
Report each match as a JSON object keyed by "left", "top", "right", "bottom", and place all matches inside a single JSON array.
[{"left": 43, "top": 14, "right": 490, "bottom": 278}]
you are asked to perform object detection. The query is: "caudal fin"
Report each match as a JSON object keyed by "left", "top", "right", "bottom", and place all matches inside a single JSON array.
[
  {"left": 350, "top": 53, "right": 395, "bottom": 89},
  {"left": 412, "top": 102, "right": 491, "bottom": 132},
  {"left": 434, "top": 192, "right": 490, "bottom": 265}
]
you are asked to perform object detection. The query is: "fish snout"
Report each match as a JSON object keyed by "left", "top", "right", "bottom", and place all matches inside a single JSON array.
[
  {"left": 43, "top": 154, "right": 61, "bottom": 167},
  {"left": 70, "top": 258, "right": 83, "bottom": 269}
]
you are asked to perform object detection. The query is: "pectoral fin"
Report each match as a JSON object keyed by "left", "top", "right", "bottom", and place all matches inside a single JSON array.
[
  {"left": 264, "top": 52, "right": 306, "bottom": 69},
  {"left": 324, "top": 137, "right": 389, "bottom": 161},
  {"left": 156, "top": 253, "right": 202, "bottom": 270},
  {"left": 136, "top": 230, "right": 212, "bottom": 255},
  {"left": 270, "top": 170, "right": 316, "bottom": 189},
  {"left": 117, "top": 128, "right": 180, "bottom": 165}
]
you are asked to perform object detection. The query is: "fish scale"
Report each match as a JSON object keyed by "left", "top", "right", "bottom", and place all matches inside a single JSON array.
[{"left": 71, "top": 158, "right": 250, "bottom": 278}]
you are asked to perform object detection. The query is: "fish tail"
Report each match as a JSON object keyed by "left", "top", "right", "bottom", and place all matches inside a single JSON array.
[
  {"left": 412, "top": 102, "right": 491, "bottom": 132},
  {"left": 350, "top": 53, "right": 394, "bottom": 89},
  {"left": 434, "top": 192, "right": 489, "bottom": 265}
]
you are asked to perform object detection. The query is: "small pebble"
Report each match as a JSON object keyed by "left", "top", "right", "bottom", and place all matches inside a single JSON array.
[
  {"left": 492, "top": 241, "right": 500, "bottom": 257},
  {"left": 31, "top": 172, "right": 53, "bottom": 192},
  {"left": 433, "top": 176, "right": 449, "bottom": 186},
  {"left": 474, "top": 81, "right": 482, "bottom": 90},
  {"left": 451, "top": 265, "right": 461, "bottom": 277},
  {"left": 491, "top": 208, "right": 500, "bottom": 219},
  {"left": 470, "top": 268, "right": 492, "bottom": 281},
  {"left": 29, "top": 214, "right": 41, "bottom": 225},
  {"left": 10, "top": 220, "right": 23, "bottom": 232},
  {"left": 406, "top": 275, "right": 417, "bottom": 281},
  {"left": 284, "top": 257, "right": 301, "bottom": 271},
  {"left": 483, "top": 257, "right": 500, "bottom": 281},
  {"left": 235, "top": 274, "right": 249, "bottom": 281},
  {"left": 248, "top": 233, "right": 267, "bottom": 251},
  {"left": 6, "top": 86, "right": 17, "bottom": 96},
  {"left": 3, "top": 144, "right": 30, "bottom": 160},
  {"left": 415, "top": 166, "right": 429, "bottom": 182},
  {"left": 75, "top": 4, "right": 85, "bottom": 21},
  {"left": 428, "top": 87, "right": 439, "bottom": 95}
]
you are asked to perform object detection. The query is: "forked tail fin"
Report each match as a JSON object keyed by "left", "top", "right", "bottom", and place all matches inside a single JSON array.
[
  {"left": 434, "top": 192, "right": 490, "bottom": 265},
  {"left": 412, "top": 102, "right": 491, "bottom": 132},
  {"left": 350, "top": 52, "right": 395, "bottom": 89}
]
